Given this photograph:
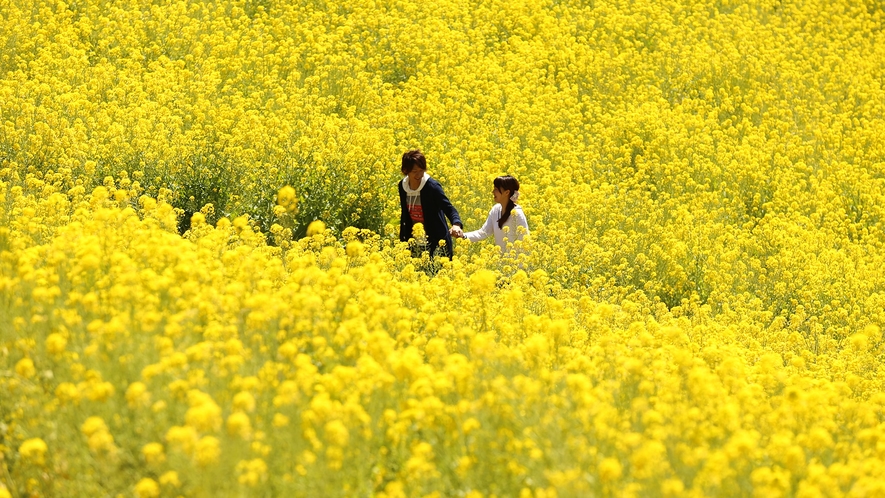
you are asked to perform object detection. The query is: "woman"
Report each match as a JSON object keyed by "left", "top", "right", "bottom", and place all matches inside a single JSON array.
[
  {"left": 457, "top": 175, "right": 529, "bottom": 252},
  {"left": 398, "top": 149, "right": 463, "bottom": 260}
]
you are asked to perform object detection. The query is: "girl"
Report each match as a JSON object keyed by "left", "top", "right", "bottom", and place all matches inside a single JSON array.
[
  {"left": 398, "top": 149, "right": 464, "bottom": 260},
  {"left": 457, "top": 175, "right": 529, "bottom": 252}
]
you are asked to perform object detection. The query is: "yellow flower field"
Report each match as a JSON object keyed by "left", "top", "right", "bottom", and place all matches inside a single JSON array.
[{"left": 2, "top": 0, "right": 885, "bottom": 496}]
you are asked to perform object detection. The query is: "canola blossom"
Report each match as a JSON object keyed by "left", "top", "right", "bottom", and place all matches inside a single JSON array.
[{"left": 2, "top": 0, "right": 885, "bottom": 496}]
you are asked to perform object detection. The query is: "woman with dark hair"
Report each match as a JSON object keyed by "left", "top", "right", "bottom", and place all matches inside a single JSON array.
[
  {"left": 457, "top": 175, "right": 529, "bottom": 252},
  {"left": 398, "top": 149, "right": 464, "bottom": 260}
]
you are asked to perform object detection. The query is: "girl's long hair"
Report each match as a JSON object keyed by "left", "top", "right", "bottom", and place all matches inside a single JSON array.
[{"left": 494, "top": 176, "right": 520, "bottom": 229}]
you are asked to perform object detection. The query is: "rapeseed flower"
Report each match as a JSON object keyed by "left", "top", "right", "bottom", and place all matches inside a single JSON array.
[
  {"left": 598, "top": 457, "right": 622, "bottom": 483},
  {"left": 14, "top": 358, "right": 35, "bottom": 378},
  {"left": 18, "top": 438, "right": 48, "bottom": 466},
  {"left": 45, "top": 333, "right": 67, "bottom": 355},
  {"left": 159, "top": 471, "right": 181, "bottom": 488},
  {"left": 141, "top": 443, "right": 165, "bottom": 465},
  {"left": 237, "top": 458, "right": 269, "bottom": 486},
  {"left": 227, "top": 412, "right": 253, "bottom": 440},
  {"left": 126, "top": 382, "right": 151, "bottom": 408},
  {"left": 194, "top": 436, "right": 221, "bottom": 466},
  {"left": 134, "top": 478, "right": 160, "bottom": 498},
  {"left": 307, "top": 220, "right": 326, "bottom": 236}
]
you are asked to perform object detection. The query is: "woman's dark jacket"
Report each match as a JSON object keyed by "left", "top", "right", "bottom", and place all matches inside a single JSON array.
[{"left": 398, "top": 178, "right": 462, "bottom": 259}]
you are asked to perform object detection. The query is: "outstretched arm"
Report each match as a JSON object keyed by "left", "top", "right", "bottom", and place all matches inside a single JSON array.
[
  {"left": 434, "top": 181, "right": 462, "bottom": 229},
  {"left": 465, "top": 207, "right": 496, "bottom": 242}
]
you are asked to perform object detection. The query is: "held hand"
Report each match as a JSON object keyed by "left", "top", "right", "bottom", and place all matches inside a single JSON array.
[{"left": 450, "top": 226, "right": 464, "bottom": 239}]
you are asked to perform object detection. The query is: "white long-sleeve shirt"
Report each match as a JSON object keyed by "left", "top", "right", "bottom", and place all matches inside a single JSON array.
[{"left": 464, "top": 204, "right": 529, "bottom": 252}]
